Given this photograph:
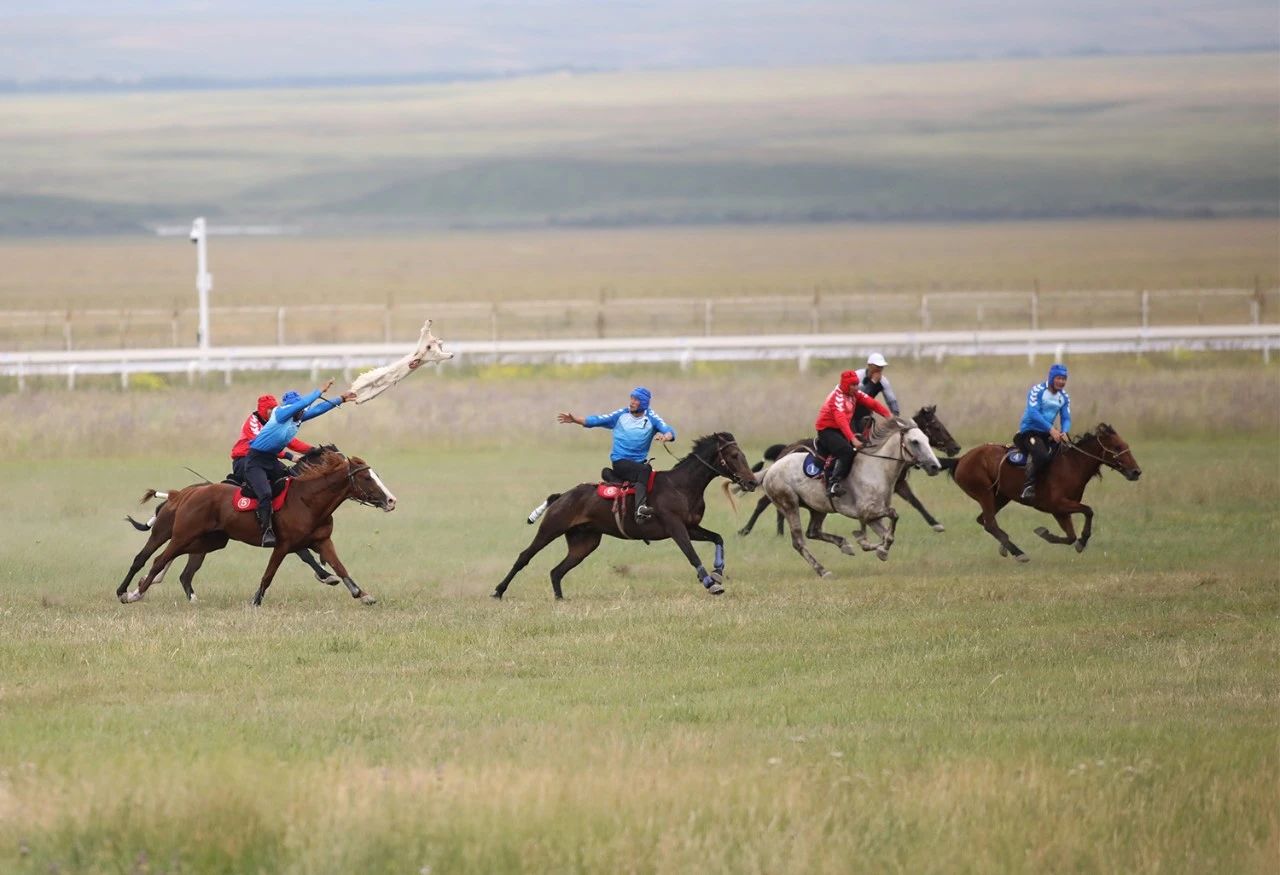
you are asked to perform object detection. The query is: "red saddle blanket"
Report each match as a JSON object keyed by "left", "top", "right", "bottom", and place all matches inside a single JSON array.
[
  {"left": 595, "top": 469, "right": 657, "bottom": 500},
  {"left": 232, "top": 479, "right": 291, "bottom": 512}
]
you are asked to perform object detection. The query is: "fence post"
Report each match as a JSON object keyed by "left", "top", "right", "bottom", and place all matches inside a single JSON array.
[
  {"left": 277, "top": 307, "right": 286, "bottom": 345},
  {"left": 224, "top": 363, "right": 232, "bottom": 387},
  {"left": 1031, "top": 279, "right": 1040, "bottom": 331},
  {"left": 171, "top": 309, "right": 180, "bottom": 347},
  {"left": 64, "top": 311, "right": 73, "bottom": 351},
  {"left": 1141, "top": 290, "right": 1149, "bottom": 329},
  {"left": 16, "top": 360, "right": 24, "bottom": 393},
  {"left": 798, "top": 350, "right": 811, "bottom": 373},
  {"left": 67, "top": 365, "right": 76, "bottom": 390},
  {"left": 919, "top": 294, "right": 930, "bottom": 331},
  {"left": 121, "top": 365, "right": 129, "bottom": 391},
  {"left": 1255, "top": 274, "right": 1266, "bottom": 324},
  {"left": 704, "top": 300, "right": 713, "bottom": 337},
  {"left": 490, "top": 304, "right": 499, "bottom": 343},
  {"left": 811, "top": 288, "right": 821, "bottom": 334},
  {"left": 187, "top": 361, "right": 197, "bottom": 385}
]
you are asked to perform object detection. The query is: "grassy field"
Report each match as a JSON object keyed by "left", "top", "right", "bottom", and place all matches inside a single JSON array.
[
  {"left": 0, "top": 358, "right": 1275, "bottom": 872},
  {"left": 0, "top": 53, "right": 1276, "bottom": 233}
]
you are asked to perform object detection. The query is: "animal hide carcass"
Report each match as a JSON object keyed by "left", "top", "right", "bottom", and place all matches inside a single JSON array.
[{"left": 348, "top": 319, "right": 453, "bottom": 404}]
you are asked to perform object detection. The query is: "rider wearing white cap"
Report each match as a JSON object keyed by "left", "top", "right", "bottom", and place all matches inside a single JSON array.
[{"left": 853, "top": 353, "right": 900, "bottom": 436}]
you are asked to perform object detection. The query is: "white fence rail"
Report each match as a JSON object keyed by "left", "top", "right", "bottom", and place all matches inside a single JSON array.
[
  {"left": 1, "top": 325, "right": 1274, "bottom": 390},
  {"left": 1, "top": 287, "right": 1275, "bottom": 352}
]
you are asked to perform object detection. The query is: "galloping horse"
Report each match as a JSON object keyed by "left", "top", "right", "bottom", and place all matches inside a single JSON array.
[
  {"left": 944, "top": 423, "right": 1141, "bottom": 561},
  {"left": 116, "top": 446, "right": 396, "bottom": 606},
  {"left": 739, "top": 405, "right": 961, "bottom": 537},
  {"left": 762, "top": 416, "right": 941, "bottom": 577},
  {"left": 492, "top": 433, "right": 758, "bottom": 600}
]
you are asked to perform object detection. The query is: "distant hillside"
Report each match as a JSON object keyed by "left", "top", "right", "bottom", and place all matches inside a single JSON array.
[{"left": 0, "top": 54, "right": 1274, "bottom": 235}]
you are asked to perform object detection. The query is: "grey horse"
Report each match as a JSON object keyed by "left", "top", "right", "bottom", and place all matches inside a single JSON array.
[{"left": 761, "top": 416, "right": 941, "bottom": 577}]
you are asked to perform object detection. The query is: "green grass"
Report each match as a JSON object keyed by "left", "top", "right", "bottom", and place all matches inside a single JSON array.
[
  {"left": 0, "top": 53, "right": 1275, "bottom": 233},
  {"left": 0, "top": 361, "right": 1276, "bottom": 872}
]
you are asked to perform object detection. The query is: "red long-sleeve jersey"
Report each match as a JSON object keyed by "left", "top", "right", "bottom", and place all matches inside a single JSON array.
[
  {"left": 814, "top": 372, "right": 891, "bottom": 442},
  {"left": 231, "top": 409, "right": 312, "bottom": 460}
]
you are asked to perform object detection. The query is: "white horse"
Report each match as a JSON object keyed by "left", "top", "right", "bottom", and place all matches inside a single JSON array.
[{"left": 762, "top": 416, "right": 942, "bottom": 577}]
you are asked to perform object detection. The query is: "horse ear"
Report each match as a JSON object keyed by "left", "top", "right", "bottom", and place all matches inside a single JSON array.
[{"left": 926, "top": 405, "right": 936, "bottom": 413}]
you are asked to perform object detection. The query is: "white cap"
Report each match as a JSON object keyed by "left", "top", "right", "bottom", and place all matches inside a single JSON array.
[{"left": 867, "top": 352, "right": 888, "bottom": 368}]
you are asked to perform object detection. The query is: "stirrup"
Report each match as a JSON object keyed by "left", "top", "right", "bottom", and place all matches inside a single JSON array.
[
  {"left": 635, "top": 503, "right": 653, "bottom": 521},
  {"left": 1020, "top": 484, "right": 1036, "bottom": 500}
]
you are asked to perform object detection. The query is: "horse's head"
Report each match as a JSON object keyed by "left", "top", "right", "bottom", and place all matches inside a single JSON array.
[
  {"left": 1089, "top": 423, "right": 1142, "bottom": 481},
  {"left": 346, "top": 455, "right": 398, "bottom": 511},
  {"left": 416, "top": 320, "right": 454, "bottom": 365},
  {"left": 902, "top": 424, "right": 943, "bottom": 476},
  {"left": 913, "top": 405, "right": 961, "bottom": 457},
  {"left": 692, "top": 432, "right": 758, "bottom": 492}
]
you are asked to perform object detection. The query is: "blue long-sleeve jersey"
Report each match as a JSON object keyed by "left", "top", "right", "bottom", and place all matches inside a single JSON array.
[
  {"left": 1019, "top": 381, "right": 1071, "bottom": 434},
  {"left": 249, "top": 390, "right": 343, "bottom": 454},
  {"left": 584, "top": 407, "right": 675, "bottom": 463}
]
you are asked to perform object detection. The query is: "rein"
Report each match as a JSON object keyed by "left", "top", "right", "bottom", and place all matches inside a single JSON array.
[
  {"left": 1063, "top": 436, "right": 1129, "bottom": 473},
  {"left": 665, "top": 438, "right": 751, "bottom": 488}
]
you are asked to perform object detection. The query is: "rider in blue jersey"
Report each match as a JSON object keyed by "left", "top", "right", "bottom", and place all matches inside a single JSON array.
[
  {"left": 1014, "top": 363, "right": 1071, "bottom": 501},
  {"left": 559, "top": 386, "right": 676, "bottom": 521},
  {"left": 245, "top": 379, "right": 356, "bottom": 546}
]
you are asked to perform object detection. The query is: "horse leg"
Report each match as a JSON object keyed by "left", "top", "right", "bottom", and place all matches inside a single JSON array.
[
  {"left": 1076, "top": 504, "right": 1094, "bottom": 552},
  {"left": 547, "top": 528, "right": 603, "bottom": 600},
  {"left": 896, "top": 475, "right": 944, "bottom": 532},
  {"left": 660, "top": 515, "right": 723, "bottom": 594},
  {"left": 978, "top": 495, "right": 1028, "bottom": 562},
  {"left": 493, "top": 522, "right": 568, "bottom": 599},
  {"left": 115, "top": 529, "right": 171, "bottom": 600},
  {"left": 295, "top": 548, "right": 341, "bottom": 585},
  {"left": 175, "top": 534, "right": 229, "bottom": 602},
  {"left": 312, "top": 537, "right": 376, "bottom": 605},
  {"left": 1037, "top": 501, "right": 1093, "bottom": 552},
  {"left": 775, "top": 508, "right": 784, "bottom": 536},
  {"left": 737, "top": 494, "right": 774, "bottom": 537},
  {"left": 125, "top": 541, "right": 189, "bottom": 603},
  {"left": 250, "top": 547, "right": 290, "bottom": 606},
  {"left": 780, "top": 501, "right": 831, "bottom": 578},
  {"left": 804, "top": 511, "right": 856, "bottom": 556},
  {"left": 1035, "top": 512, "right": 1078, "bottom": 546},
  {"left": 867, "top": 507, "right": 900, "bottom": 561},
  {"left": 688, "top": 524, "right": 731, "bottom": 581}
]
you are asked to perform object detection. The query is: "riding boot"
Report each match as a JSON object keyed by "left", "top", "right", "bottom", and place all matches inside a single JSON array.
[
  {"left": 256, "top": 504, "right": 276, "bottom": 547},
  {"left": 634, "top": 478, "right": 652, "bottom": 522},
  {"left": 1020, "top": 460, "right": 1037, "bottom": 501},
  {"left": 826, "top": 458, "right": 847, "bottom": 497}
]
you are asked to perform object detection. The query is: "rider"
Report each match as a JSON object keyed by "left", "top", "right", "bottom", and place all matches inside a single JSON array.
[
  {"left": 853, "top": 352, "right": 900, "bottom": 436},
  {"left": 815, "top": 370, "right": 892, "bottom": 497},
  {"left": 558, "top": 386, "right": 675, "bottom": 522},
  {"left": 1015, "top": 363, "right": 1072, "bottom": 501},
  {"left": 230, "top": 394, "right": 313, "bottom": 483},
  {"left": 245, "top": 380, "right": 356, "bottom": 546}
]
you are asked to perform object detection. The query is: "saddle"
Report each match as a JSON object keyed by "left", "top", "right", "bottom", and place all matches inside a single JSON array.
[
  {"left": 1003, "top": 440, "right": 1059, "bottom": 468},
  {"left": 802, "top": 452, "right": 834, "bottom": 480},
  {"left": 231, "top": 478, "right": 292, "bottom": 512},
  {"left": 596, "top": 467, "right": 657, "bottom": 500}
]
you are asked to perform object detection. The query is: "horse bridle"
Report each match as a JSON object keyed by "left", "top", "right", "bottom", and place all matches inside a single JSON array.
[
  {"left": 1064, "top": 435, "right": 1131, "bottom": 474},
  {"left": 307, "top": 451, "right": 385, "bottom": 508},
  {"left": 665, "top": 438, "right": 753, "bottom": 489}
]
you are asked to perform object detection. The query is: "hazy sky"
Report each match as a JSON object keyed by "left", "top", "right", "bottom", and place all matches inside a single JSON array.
[{"left": 1, "top": 1, "right": 1275, "bottom": 80}]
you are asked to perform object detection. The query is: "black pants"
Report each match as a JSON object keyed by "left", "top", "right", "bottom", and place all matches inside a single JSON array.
[
  {"left": 816, "top": 428, "right": 855, "bottom": 484},
  {"left": 244, "top": 449, "right": 288, "bottom": 505},
  {"left": 230, "top": 456, "right": 249, "bottom": 483},
  {"left": 611, "top": 458, "right": 653, "bottom": 509},
  {"left": 1014, "top": 431, "right": 1055, "bottom": 486}
]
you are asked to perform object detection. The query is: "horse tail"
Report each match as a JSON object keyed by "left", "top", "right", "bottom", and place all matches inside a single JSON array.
[
  {"left": 762, "top": 443, "right": 787, "bottom": 462},
  {"left": 138, "top": 489, "right": 169, "bottom": 504},
  {"left": 124, "top": 514, "right": 152, "bottom": 531},
  {"left": 527, "top": 493, "right": 562, "bottom": 525}
]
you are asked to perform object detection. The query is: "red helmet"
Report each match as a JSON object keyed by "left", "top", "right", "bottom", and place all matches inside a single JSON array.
[
  {"left": 256, "top": 394, "right": 277, "bottom": 420},
  {"left": 839, "top": 370, "right": 861, "bottom": 394}
]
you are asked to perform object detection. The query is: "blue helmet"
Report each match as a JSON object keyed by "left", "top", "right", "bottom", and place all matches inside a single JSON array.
[
  {"left": 630, "top": 386, "right": 652, "bottom": 410},
  {"left": 1047, "top": 363, "right": 1068, "bottom": 383},
  {"left": 281, "top": 390, "right": 303, "bottom": 405}
]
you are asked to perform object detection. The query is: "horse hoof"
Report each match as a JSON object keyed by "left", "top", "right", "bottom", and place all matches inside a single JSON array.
[
  {"left": 932, "top": 524, "right": 945, "bottom": 533},
  {"left": 490, "top": 590, "right": 504, "bottom": 600},
  {"left": 709, "top": 570, "right": 727, "bottom": 584},
  {"left": 1015, "top": 553, "right": 1031, "bottom": 564},
  {"left": 124, "top": 590, "right": 143, "bottom": 604},
  {"left": 840, "top": 543, "right": 856, "bottom": 555},
  {"left": 706, "top": 582, "right": 725, "bottom": 595},
  {"left": 819, "top": 569, "right": 833, "bottom": 579},
  {"left": 876, "top": 549, "right": 889, "bottom": 562},
  {"left": 317, "top": 573, "right": 342, "bottom": 586},
  {"left": 360, "top": 594, "right": 378, "bottom": 606},
  {"left": 999, "top": 546, "right": 1009, "bottom": 557},
  {"left": 187, "top": 593, "right": 198, "bottom": 603},
  {"left": 1074, "top": 541, "right": 1086, "bottom": 553},
  {"left": 118, "top": 592, "right": 131, "bottom": 604},
  {"left": 736, "top": 528, "right": 750, "bottom": 537}
]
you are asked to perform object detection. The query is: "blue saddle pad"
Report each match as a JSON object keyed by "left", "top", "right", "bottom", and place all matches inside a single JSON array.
[
  {"left": 1005, "top": 450, "right": 1027, "bottom": 467},
  {"left": 802, "top": 453, "right": 825, "bottom": 478}
]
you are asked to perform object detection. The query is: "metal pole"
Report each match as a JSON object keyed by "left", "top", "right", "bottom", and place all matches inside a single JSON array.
[{"left": 192, "top": 217, "right": 212, "bottom": 350}]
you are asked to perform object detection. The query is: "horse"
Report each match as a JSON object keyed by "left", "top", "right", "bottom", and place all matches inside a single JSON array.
[
  {"left": 943, "top": 423, "right": 1141, "bottom": 561},
  {"left": 492, "top": 433, "right": 759, "bottom": 600},
  {"left": 761, "top": 416, "right": 941, "bottom": 577},
  {"left": 738, "top": 405, "right": 961, "bottom": 537},
  {"left": 115, "top": 446, "right": 396, "bottom": 606}
]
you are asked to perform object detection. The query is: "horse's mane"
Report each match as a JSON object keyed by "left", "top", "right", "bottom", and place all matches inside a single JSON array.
[
  {"left": 674, "top": 433, "right": 732, "bottom": 469},
  {"left": 864, "top": 416, "right": 916, "bottom": 450},
  {"left": 291, "top": 444, "right": 347, "bottom": 481}
]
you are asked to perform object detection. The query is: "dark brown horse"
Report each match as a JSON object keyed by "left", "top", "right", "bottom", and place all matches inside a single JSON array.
[
  {"left": 492, "top": 433, "right": 758, "bottom": 600},
  {"left": 737, "top": 405, "right": 962, "bottom": 537},
  {"left": 945, "top": 423, "right": 1141, "bottom": 561},
  {"left": 115, "top": 446, "right": 396, "bottom": 606}
]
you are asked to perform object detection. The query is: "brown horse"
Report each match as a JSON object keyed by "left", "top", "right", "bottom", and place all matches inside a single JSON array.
[
  {"left": 737, "top": 405, "right": 963, "bottom": 536},
  {"left": 115, "top": 446, "right": 396, "bottom": 606},
  {"left": 945, "top": 423, "right": 1142, "bottom": 561},
  {"left": 493, "top": 433, "right": 758, "bottom": 600}
]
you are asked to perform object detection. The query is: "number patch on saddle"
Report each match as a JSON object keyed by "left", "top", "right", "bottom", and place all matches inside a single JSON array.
[
  {"left": 803, "top": 453, "right": 825, "bottom": 479},
  {"left": 233, "top": 479, "right": 292, "bottom": 511},
  {"left": 596, "top": 482, "right": 635, "bottom": 500},
  {"left": 1005, "top": 450, "right": 1027, "bottom": 467}
]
